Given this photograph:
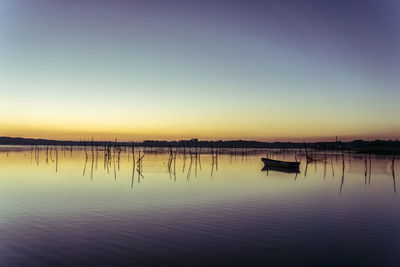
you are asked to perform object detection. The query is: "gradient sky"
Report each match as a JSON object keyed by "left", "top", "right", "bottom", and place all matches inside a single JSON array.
[{"left": 1, "top": 0, "right": 400, "bottom": 141}]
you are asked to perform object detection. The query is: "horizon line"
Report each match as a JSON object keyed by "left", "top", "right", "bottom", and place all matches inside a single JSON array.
[{"left": 1, "top": 135, "right": 399, "bottom": 144}]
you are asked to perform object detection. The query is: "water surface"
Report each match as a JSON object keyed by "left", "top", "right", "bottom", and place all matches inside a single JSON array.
[{"left": 0, "top": 147, "right": 399, "bottom": 266}]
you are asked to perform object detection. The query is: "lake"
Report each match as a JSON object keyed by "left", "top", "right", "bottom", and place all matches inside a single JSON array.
[{"left": 0, "top": 146, "right": 399, "bottom": 266}]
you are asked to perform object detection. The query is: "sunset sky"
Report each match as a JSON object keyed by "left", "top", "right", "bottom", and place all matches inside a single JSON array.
[{"left": 1, "top": 0, "right": 399, "bottom": 141}]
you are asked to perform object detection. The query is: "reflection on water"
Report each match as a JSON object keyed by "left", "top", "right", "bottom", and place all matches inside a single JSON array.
[{"left": 0, "top": 146, "right": 400, "bottom": 266}]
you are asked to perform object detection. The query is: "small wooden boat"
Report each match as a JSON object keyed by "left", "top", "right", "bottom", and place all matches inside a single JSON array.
[
  {"left": 261, "top": 158, "right": 300, "bottom": 174},
  {"left": 261, "top": 158, "right": 300, "bottom": 168}
]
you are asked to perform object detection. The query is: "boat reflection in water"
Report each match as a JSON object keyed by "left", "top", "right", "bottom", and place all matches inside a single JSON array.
[{"left": 261, "top": 165, "right": 300, "bottom": 174}]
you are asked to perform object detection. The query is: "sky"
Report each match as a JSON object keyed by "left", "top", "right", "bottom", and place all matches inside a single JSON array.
[{"left": 1, "top": 0, "right": 400, "bottom": 141}]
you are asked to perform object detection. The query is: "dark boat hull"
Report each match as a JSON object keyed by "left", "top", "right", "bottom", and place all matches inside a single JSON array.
[{"left": 261, "top": 158, "right": 300, "bottom": 168}]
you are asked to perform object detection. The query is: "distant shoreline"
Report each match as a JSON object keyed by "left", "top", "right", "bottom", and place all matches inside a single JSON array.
[{"left": 0, "top": 136, "right": 399, "bottom": 154}]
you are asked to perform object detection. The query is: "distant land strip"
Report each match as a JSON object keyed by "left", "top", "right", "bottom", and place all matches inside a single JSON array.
[{"left": 0, "top": 136, "right": 399, "bottom": 154}]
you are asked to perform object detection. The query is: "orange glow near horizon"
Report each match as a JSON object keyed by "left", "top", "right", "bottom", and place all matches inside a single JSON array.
[{"left": 1, "top": 119, "right": 398, "bottom": 142}]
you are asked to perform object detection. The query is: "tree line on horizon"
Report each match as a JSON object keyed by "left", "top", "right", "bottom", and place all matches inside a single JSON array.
[{"left": 0, "top": 136, "right": 399, "bottom": 154}]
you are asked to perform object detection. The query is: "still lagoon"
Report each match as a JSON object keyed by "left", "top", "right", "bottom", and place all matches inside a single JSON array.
[{"left": 0, "top": 146, "right": 399, "bottom": 266}]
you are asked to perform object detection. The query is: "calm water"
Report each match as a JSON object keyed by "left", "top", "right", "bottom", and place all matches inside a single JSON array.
[{"left": 0, "top": 146, "right": 399, "bottom": 266}]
